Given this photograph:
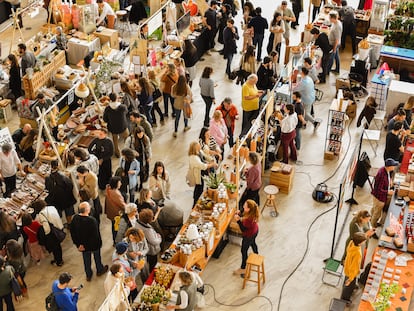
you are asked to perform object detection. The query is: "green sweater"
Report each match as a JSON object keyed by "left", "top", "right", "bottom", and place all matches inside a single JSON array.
[{"left": 0, "top": 266, "right": 14, "bottom": 297}]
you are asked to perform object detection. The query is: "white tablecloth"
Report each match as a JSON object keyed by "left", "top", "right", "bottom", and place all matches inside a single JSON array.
[{"left": 67, "top": 37, "right": 101, "bottom": 65}]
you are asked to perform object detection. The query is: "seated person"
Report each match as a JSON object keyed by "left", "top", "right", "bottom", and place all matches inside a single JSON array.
[
  {"left": 356, "top": 96, "right": 377, "bottom": 128},
  {"left": 95, "top": 0, "right": 116, "bottom": 29},
  {"left": 31, "top": 93, "right": 53, "bottom": 118},
  {"left": 12, "top": 123, "right": 32, "bottom": 151},
  {"left": 387, "top": 109, "right": 410, "bottom": 134}
]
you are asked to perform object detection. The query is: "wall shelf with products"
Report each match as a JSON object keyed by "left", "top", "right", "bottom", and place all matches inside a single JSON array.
[{"left": 324, "top": 93, "right": 348, "bottom": 160}]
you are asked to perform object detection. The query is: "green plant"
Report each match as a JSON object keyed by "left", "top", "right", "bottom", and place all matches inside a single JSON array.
[
  {"left": 203, "top": 172, "right": 225, "bottom": 189},
  {"left": 224, "top": 182, "right": 237, "bottom": 193},
  {"left": 372, "top": 283, "right": 400, "bottom": 311}
]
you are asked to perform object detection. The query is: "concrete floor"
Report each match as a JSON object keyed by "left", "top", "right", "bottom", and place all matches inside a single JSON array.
[{"left": 1, "top": 0, "right": 411, "bottom": 310}]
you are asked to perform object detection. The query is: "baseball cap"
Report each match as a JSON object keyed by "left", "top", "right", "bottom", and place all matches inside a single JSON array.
[{"left": 384, "top": 158, "right": 399, "bottom": 167}]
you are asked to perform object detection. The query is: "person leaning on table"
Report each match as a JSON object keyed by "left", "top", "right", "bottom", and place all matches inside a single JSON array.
[
  {"left": 370, "top": 158, "right": 398, "bottom": 231},
  {"left": 167, "top": 271, "right": 197, "bottom": 311},
  {"left": 95, "top": 0, "right": 116, "bottom": 29}
]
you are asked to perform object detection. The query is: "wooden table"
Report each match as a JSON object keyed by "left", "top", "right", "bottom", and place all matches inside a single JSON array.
[{"left": 358, "top": 247, "right": 414, "bottom": 311}]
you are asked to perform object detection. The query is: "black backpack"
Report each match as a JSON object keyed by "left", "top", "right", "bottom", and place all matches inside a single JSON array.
[{"left": 45, "top": 292, "right": 60, "bottom": 311}]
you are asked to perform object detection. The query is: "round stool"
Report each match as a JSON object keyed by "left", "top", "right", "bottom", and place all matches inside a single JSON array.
[
  {"left": 115, "top": 10, "right": 130, "bottom": 36},
  {"left": 261, "top": 185, "right": 279, "bottom": 217}
]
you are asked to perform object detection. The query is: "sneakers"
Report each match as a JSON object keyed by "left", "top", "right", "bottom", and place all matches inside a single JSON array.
[
  {"left": 313, "top": 121, "right": 321, "bottom": 130},
  {"left": 97, "top": 265, "right": 109, "bottom": 276},
  {"left": 184, "top": 126, "right": 191, "bottom": 132},
  {"left": 173, "top": 132, "right": 177, "bottom": 138},
  {"left": 86, "top": 276, "right": 92, "bottom": 282}
]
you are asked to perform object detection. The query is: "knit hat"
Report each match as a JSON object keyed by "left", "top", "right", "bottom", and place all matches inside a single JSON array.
[
  {"left": 385, "top": 158, "right": 398, "bottom": 167},
  {"left": 115, "top": 242, "right": 128, "bottom": 254}
]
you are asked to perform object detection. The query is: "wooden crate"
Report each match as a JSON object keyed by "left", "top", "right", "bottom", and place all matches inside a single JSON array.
[
  {"left": 53, "top": 50, "right": 66, "bottom": 69},
  {"left": 408, "top": 237, "right": 414, "bottom": 253},
  {"left": 269, "top": 162, "right": 295, "bottom": 194},
  {"left": 179, "top": 245, "right": 206, "bottom": 269},
  {"left": 93, "top": 28, "right": 119, "bottom": 49}
]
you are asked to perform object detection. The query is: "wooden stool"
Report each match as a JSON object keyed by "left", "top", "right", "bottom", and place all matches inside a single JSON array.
[
  {"left": 242, "top": 253, "right": 265, "bottom": 294},
  {"left": 0, "top": 99, "right": 12, "bottom": 123},
  {"left": 261, "top": 185, "right": 279, "bottom": 217}
]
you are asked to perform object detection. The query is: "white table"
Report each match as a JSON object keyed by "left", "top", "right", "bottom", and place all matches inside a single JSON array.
[
  {"left": 386, "top": 80, "right": 414, "bottom": 116},
  {"left": 67, "top": 37, "right": 101, "bottom": 65}
]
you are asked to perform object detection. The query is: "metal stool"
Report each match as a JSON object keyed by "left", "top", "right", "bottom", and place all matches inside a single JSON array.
[
  {"left": 116, "top": 10, "right": 130, "bottom": 37},
  {"left": 261, "top": 185, "right": 279, "bottom": 217},
  {"left": 242, "top": 253, "right": 265, "bottom": 294}
]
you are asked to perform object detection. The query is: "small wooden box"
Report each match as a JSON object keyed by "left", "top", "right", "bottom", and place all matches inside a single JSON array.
[
  {"left": 269, "top": 162, "right": 295, "bottom": 194},
  {"left": 408, "top": 237, "right": 414, "bottom": 253},
  {"left": 409, "top": 182, "right": 414, "bottom": 200},
  {"left": 400, "top": 185, "right": 410, "bottom": 197},
  {"left": 94, "top": 28, "right": 119, "bottom": 49},
  {"left": 324, "top": 151, "right": 335, "bottom": 160},
  {"left": 179, "top": 245, "right": 205, "bottom": 269}
]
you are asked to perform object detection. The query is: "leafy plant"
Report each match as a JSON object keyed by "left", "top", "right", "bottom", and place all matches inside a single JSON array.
[
  {"left": 372, "top": 283, "right": 400, "bottom": 311},
  {"left": 224, "top": 182, "right": 237, "bottom": 193},
  {"left": 203, "top": 172, "right": 225, "bottom": 189}
]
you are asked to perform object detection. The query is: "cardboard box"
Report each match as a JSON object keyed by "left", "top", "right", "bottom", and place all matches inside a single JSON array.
[
  {"left": 93, "top": 28, "right": 119, "bottom": 49},
  {"left": 346, "top": 101, "right": 357, "bottom": 118},
  {"left": 409, "top": 181, "right": 414, "bottom": 200}
]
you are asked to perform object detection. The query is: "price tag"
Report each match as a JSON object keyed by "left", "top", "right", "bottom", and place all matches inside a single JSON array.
[{"left": 68, "top": 89, "right": 74, "bottom": 105}]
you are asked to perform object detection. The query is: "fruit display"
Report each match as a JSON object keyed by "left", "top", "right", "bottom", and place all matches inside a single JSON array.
[
  {"left": 140, "top": 284, "right": 171, "bottom": 305},
  {"left": 154, "top": 266, "right": 175, "bottom": 288}
]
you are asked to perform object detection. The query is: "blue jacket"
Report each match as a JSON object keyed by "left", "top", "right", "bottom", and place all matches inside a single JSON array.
[
  {"left": 52, "top": 280, "right": 79, "bottom": 311},
  {"left": 119, "top": 158, "right": 140, "bottom": 189}
]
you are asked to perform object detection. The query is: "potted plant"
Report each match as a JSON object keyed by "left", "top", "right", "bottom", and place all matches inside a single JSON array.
[
  {"left": 224, "top": 182, "right": 238, "bottom": 199},
  {"left": 372, "top": 283, "right": 400, "bottom": 311},
  {"left": 203, "top": 172, "right": 225, "bottom": 201}
]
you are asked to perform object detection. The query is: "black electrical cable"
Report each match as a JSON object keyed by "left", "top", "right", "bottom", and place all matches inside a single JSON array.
[
  {"left": 276, "top": 194, "right": 338, "bottom": 311},
  {"left": 204, "top": 283, "right": 274, "bottom": 310}
]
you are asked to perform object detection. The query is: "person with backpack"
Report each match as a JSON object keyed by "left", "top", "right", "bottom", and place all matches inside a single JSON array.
[
  {"left": 45, "top": 160, "right": 77, "bottom": 225},
  {"left": 0, "top": 255, "right": 15, "bottom": 311},
  {"left": 50, "top": 272, "right": 79, "bottom": 311}
]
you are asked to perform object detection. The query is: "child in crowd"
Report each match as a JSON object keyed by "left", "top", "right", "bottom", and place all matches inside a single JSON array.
[{"left": 21, "top": 213, "right": 46, "bottom": 264}]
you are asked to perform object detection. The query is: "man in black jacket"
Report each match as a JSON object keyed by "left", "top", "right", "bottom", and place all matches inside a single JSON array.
[
  {"left": 70, "top": 201, "right": 108, "bottom": 282},
  {"left": 45, "top": 160, "right": 77, "bottom": 225},
  {"left": 88, "top": 128, "right": 114, "bottom": 190},
  {"left": 223, "top": 18, "right": 239, "bottom": 79},
  {"left": 311, "top": 27, "right": 331, "bottom": 83},
  {"left": 256, "top": 57, "right": 275, "bottom": 90},
  {"left": 339, "top": 0, "right": 357, "bottom": 55},
  {"left": 248, "top": 7, "right": 268, "bottom": 62},
  {"left": 204, "top": 1, "right": 219, "bottom": 53}
]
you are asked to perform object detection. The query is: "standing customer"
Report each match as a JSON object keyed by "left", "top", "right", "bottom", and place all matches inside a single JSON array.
[
  {"left": 120, "top": 81, "right": 137, "bottom": 116},
  {"left": 132, "top": 126, "right": 151, "bottom": 188},
  {"left": 233, "top": 199, "right": 259, "bottom": 276},
  {"left": 339, "top": 1, "right": 357, "bottom": 55},
  {"left": 6, "top": 54, "right": 22, "bottom": 102},
  {"left": 105, "top": 176, "right": 127, "bottom": 244},
  {"left": 370, "top": 159, "right": 398, "bottom": 229},
  {"left": 291, "top": 0, "right": 303, "bottom": 29},
  {"left": 341, "top": 232, "right": 367, "bottom": 304},
  {"left": 149, "top": 162, "right": 171, "bottom": 205},
  {"left": 292, "top": 92, "right": 306, "bottom": 150},
  {"left": 45, "top": 160, "right": 77, "bottom": 225},
  {"left": 311, "top": 0, "right": 321, "bottom": 21},
  {"left": 73, "top": 148, "right": 99, "bottom": 176},
  {"left": 0, "top": 256, "right": 15, "bottom": 311},
  {"left": 293, "top": 67, "right": 319, "bottom": 129},
  {"left": 311, "top": 28, "right": 331, "bottom": 83},
  {"left": 88, "top": 128, "right": 114, "bottom": 190},
  {"left": 129, "top": 112, "right": 153, "bottom": 142},
  {"left": 148, "top": 70, "right": 165, "bottom": 127},
  {"left": 70, "top": 202, "right": 108, "bottom": 282},
  {"left": 34, "top": 199, "right": 64, "bottom": 266},
  {"left": 166, "top": 271, "right": 197, "bottom": 311},
  {"left": 0, "top": 143, "right": 24, "bottom": 198},
  {"left": 103, "top": 93, "right": 129, "bottom": 158},
  {"left": 76, "top": 166, "right": 101, "bottom": 225},
  {"left": 137, "top": 77, "right": 154, "bottom": 125},
  {"left": 17, "top": 43, "right": 36, "bottom": 76},
  {"left": 256, "top": 56, "right": 275, "bottom": 91},
  {"left": 203, "top": 1, "right": 219, "bottom": 53},
  {"left": 215, "top": 97, "right": 239, "bottom": 148},
  {"left": 21, "top": 213, "right": 45, "bottom": 264},
  {"left": 278, "top": 104, "right": 298, "bottom": 163},
  {"left": 181, "top": 40, "right": 198, "bottom": 88},
  {"left": 248, "top": 7, "right": 268, "bottom": 62},
  {"left": 171, "top": 75, "right": 192, "bottom": 137},
  {"left": 277, "top": 1, "right": 296, "bottom": 47},
  {"left": 188, "top": 142, "right": 217, "bottom": 206},
  {"left": 115, "top": 203, "right": 138, "bottom": 244},
  {"left": 241, "top": 74, "right": 263, "bottom": 137},
  {"left": 209, "top": 110, "right": 228, "bottom": 157},
  {"left": 240, "top": 152, "right": 262, "bottom": 208},
  {"left": 136, "top": 209, "right": 162, "bottom": 272},
  {"left": 119, "top": 148, "right": 140, "bottom": 203},
  {"left": 199, "top": 67, "right": 216, "bottom": 127},
  {"left": 223, "top": 18, "right": 239, "bottom": 79},
  {"left": 269, "top": 12, "right": 285, "bottom": 56},
  {"left": 383, "top": 121, "right": 404, "bottom": 162},
  {"left": 160, "top": 64, "right": 178, "bottom": 118},
  {"left": 328, "top": 12, "right": 343, "bottom": 74},
  {"left": 238, "top": 45, "right": 256, "bottom": 85},
  {"left": 52, "top": 272, "right": 80, "bottom": 311}
]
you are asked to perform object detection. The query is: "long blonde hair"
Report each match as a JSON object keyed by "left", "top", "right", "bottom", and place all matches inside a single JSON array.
[{"left": 243, "top": 199, "right": 259, "bottom": 222}]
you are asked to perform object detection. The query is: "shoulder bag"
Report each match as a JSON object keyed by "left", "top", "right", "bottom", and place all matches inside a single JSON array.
[
  {"left": 9, "top": 268, "right": 23, "bottom": 301},
  {"left": 41, "top": 211, "right": 66, "bottom": 243}
]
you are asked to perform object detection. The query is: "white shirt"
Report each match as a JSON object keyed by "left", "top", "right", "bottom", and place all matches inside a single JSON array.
[
  {"left": 281, "top": 113, "right": 298, "bottom": 133},
  {"left": 95, "top": 2, "right": 116, "bottom": 25},
  {"left": 0, "top": 150, "right": 20, "bottom": 178},
  {"left": 37, "top": 206, "right": 64, "bottom": 234}
]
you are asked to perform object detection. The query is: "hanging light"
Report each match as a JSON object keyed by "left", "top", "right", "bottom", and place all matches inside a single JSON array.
[{"left": 75, "top": 82, "right": 90, "bottom": 98}]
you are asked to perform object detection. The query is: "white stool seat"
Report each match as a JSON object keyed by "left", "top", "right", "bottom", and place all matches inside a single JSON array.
[
  {"left": 116, "top": 10, "right": 127, "bottom": 16},
  {"left": 264, "top": 185, "right": 279, "bottom": 196}
]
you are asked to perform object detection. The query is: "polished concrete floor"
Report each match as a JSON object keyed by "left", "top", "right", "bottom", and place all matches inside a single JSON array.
[{"left": 1, "top": 0, "right": 411, "bottom": 310}]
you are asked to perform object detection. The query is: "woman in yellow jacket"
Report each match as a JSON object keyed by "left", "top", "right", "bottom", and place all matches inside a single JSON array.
[{"left": 341, "top": 232, "right": 367, "bottom": 304}]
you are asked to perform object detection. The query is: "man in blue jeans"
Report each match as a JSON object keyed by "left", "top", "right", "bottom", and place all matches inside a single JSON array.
[
  {"left": 248, "top": 7, "right": 268, "bottom": 62},
  {"left": 69, "top": 202, "right": 108, "bottom": 282},
  {"left": 328, "top": 12, "right": 343, "bottom": 74}
]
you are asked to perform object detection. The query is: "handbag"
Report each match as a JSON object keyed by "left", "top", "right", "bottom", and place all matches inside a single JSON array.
[
  {"left": 9, "top": 269, "right": 23, "bottom": 301},
  {"left": 183, "top": 96, "right": 192, "bottom": 119}
]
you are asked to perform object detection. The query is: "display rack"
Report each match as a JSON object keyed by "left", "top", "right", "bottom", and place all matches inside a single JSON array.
[
  {"left": 324, "top": 95, "right": 348, "bottom": 160},
  {"left": 370, "top": 73, "right": 390, "bottom": 112}
]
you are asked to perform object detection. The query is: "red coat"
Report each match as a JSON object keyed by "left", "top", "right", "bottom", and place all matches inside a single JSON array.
[{"left": 216, "top": 103, "right": 239, "bottom": 134}]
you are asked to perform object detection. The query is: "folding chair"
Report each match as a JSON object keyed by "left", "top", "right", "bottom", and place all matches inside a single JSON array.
[
  {"left": 322, "top": 258, "right": 343, "bottom": 287},
  {"left": 361, "top": 119, "right": 381, "bottom": 157},
  {"left": 372, "top": 110, "right": 387, "bottom": 130}
]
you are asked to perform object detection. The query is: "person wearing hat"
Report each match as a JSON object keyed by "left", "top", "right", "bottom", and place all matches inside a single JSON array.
[
  {"left": 370, "top": 158, "right": 398, "bottom": 229},
  {"left": 70, "top": 202, "right": 108, "bottom": 282},
  {"left": 52, "top": 272, "right": 80, "bottom": 311},
  {"left": 310, "top": 27, "right": 331, "bottom": 83},
  {"left": 256, "top": 56, "right": 275, "bottom": 91},
  {"left": 115, "top": 203, "right": 138, "bottom": 243},
  {"left": 45, "top": 160, "right": 77, "bottom": 225},
  {"left": 0, "top": 143, "right": 24, "bottom": 198}
]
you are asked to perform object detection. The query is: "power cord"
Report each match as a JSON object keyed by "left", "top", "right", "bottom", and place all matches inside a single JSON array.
[
  {"left": 204, "top": 283, "right": 274, "bottom": 310},
  {"left": 276, "top": 194, "right": 338, "bottom": 311}
]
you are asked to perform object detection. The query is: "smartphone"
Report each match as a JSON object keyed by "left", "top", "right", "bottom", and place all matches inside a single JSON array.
[{"left": 77, "top": 284, "right": 84, "bottom": 291}]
